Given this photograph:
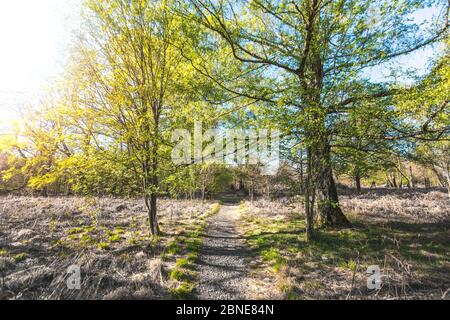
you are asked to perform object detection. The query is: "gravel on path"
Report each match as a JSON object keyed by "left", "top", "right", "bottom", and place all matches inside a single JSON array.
[{"left": 195, "top": 205, "right": 261, "bottom": 300}]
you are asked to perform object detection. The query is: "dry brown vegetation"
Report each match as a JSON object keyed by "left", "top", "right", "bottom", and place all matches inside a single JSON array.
[
  {"left": 240, "top": 189, "right": 450, "bottom": 300},
  {"left": 0, "top": 189, "right": 449, "bottom": 300},
  {"left": 0, "top": 196, "right": 215, "bottom": 299}
]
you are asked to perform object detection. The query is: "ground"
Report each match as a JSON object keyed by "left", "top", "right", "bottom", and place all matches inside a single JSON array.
[
  {"left": 0, "top": 189, "right": 449, "bottom": 300},
  {"left": 195, "top": 205, "right": 276, "bottom": 299},
  {"left": 239, "top": 189, "right": 450, "bottom": 299},
  {"left": 0, "top": 196, "right": 218, "bottom": 299}
]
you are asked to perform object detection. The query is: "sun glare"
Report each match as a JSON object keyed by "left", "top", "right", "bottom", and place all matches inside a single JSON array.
[{"left": 0, "top": 0, "right": 79, "bottom": 130}]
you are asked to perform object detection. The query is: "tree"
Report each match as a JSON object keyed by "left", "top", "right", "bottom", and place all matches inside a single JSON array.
[
  {"left": 396, "top": 36, "right": 450, "bottom": 196},
  {"left": 414, "top": 141, "right": 450, "bottom": 195},
  {"left": 182, "top": 0, "right": 449, "bottom": 231},
  {"left": 73, "top": 0, "right": 193, "bottom": 235}
]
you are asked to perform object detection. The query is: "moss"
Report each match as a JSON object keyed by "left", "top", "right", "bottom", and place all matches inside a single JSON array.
[
  {"left": 261, "top": 248, "right": 282, "bottom": 262},
  {"left": 13, "top": 253, "right": 28, "bottom": 262},
  {"left": 175, "top": 258, "right": 190, "bottom": 268},
  {"left": 166, "top": 241, "right": 181, "bottom": 255},
  {"left": 186, "top": 252, "right": 199, "bottom": 263},
  {"left": 169, "top": 267, "right": 188, "bottom": 281},
  {"left": 67, "top": 227, "right": 83, "bottom": 235},
  {"left": 128, "top": 238, "right": 138, "bottom": 245},
  {"left": 80, "top": 233, "right": 94, "bottom": 244},
  {"left": 273, "top": 261, "right": 286, "bottom": 274},
  {"left": 108, "top": 234, "right": 121, "bottom": 243},
  {"left": 164, "top": 203, "right": 221, "bottom": 297},
  {"left": 98, "top": 242, "right": 110, "bottom": 250},
  {"left": 210, "top": 203, "right": 222, "bottom": 215},
  {"left": 115, "top": 226, "right": 125, "bottom": 234},
  {"left": 186, "top": 238, "right": 202, "bottom": 252},
  {"left": 68, "top": 234, "right": 78, "bottom": 241},
  {"left": 170, "top": 281, "right": 194, "bottom": 300}
]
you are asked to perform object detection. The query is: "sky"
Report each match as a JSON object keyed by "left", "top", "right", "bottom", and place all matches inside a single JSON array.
[
  {"left": 0, "top": 0, "right": 81, "bottom": 133},
  {"left": 0, "top": 1, "right": 444, "bottom": 135},
  {"left": 363, "top": 6, "right": 443, "bottom": 83}
]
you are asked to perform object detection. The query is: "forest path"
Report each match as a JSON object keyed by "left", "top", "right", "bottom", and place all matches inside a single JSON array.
[{"left": 194, "top": 205, "right": 272, "bottom": 300}]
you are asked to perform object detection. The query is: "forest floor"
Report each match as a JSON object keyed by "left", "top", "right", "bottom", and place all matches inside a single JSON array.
[
  {"left": 239, "top": 189, "right": 450, "bottom": 300},
  {"left": 0, "top": 189, "right": 449, "bottom": 300},
  {"left": 0, "top": 196, "right": 220, "bottom": 299}
]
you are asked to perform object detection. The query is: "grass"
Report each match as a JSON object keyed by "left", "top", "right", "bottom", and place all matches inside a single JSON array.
[
  {"left": 97, "top": 242, "right": 110, "bottom": 250},
  {"left": 175, "top": 258, "right": 190, "bottom": 268},
  {"left": 170, "top": 281, "right": 195, "bottom": 300},
  {"left": 186, "top": 252, "right": 198, "bottom": 263},
  {"left": 166, "top": 241, "right": 181, "bottom": 255},
  {"left": 239, "top": 195, "right": 450, "bottom": 299},
  {"left": 108, "top": 234, "right": 121, "bottom": 243},
  {"left": 0, "top": 196, "right": 217, "bottom": 300},
  {"left": 13, "top": 253, "right": 28, "bottom": 262},
  {"left": 165, "top": 203, "right": 222, "bottom": 299},
  {"left": 169, "top": 267, "right": 189, "bottom": 281}
]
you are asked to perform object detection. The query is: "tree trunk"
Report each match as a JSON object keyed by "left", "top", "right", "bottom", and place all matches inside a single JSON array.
[
  {"left": 299, "top": 153, "right": 304, "bottom": 194},
  {"left": 313, "top": 141, "right": 351, "bottom": 227},
  {"left": 145, "top": 191, "right": 159, "bottom": 236},
  {"left": 150, "top": 192, "right": 159, "bottom": 235},
  {"left": 424, "top": 177, "right": 431, "bottom": 189},
  {"left": 409, "top": 166, "right": 415, "bottom": 189},
  {"left": 144, "top": 154, "right": 160, "bottom": 236},
  {"left": 296, "top": 14, "right": 350, "bottom": 228},
  {"left": 355, "top": 174, "right": 361, "bottom": 193},
  {"left": 446, "top": 167, "right": 450, "bottom": 199},
  {"left": 305, "top": 148, "right": 314, "bottom": 241},
  {"left": 431, "top": 167, "right": 447, "bottom": 187},
  {"left": 392, "top": 173, "right": 398, "bottom": 188},
  {"left": 151, "top": 154, "right": 160, "bottom": 235}
]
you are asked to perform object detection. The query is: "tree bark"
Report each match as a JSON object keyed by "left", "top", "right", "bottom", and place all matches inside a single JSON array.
[
  {"left": 299, "top": 152, "right": 304, "bottom": 193},
  {"left": 409, "top": 166, "right": 415, "bottom": 189},
  {"left": 355, "top": 173, "right": 361, "bottom": 193},
  {"left": 144, "top": 155, "right": 160, "bottom": 236},
  {"left": 445, "top": 165, "right": 450, "bottom": 199},
  {"left": 150, "top": 154, "right": 160, "bottom": 235},
  {"left": 447, "top": 176, "right": 450, "bottom": 199},
  {"left": 305, "top": 148, "right": 314, "bottom": 241},
  {"left": 150, "top": 192, "right": 159, "bottom": 235},
  {"left": 313, "top": 140, "right": 351, "bottom": 227},
  {"left": 424, "top": 177, "right": 431, "bottom": 189},
  {"left": 201, "top": 182, "right": 206, "bottom": 202},
  {"left": 296, "top": 2, "right": 350, "bottom": 229}
]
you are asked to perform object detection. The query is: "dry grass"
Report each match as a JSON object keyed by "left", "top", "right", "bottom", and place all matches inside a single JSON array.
[
  {"left": 1, "top": 190, "right": 448, "bottom": 300},
  {"left": 0, "top": 196, "right": 214, "bottom": 300},
  {"left": 340, "top": 189, "right": 450, "bottom": 223},
  {"left": 240, "top": 189, "right": 450, "bottom": 300}
]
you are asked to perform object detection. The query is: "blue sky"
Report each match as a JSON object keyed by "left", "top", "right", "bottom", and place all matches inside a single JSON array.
[
  {"left": 362, "top": 6, "right": 444, "bottom": 83},
  {"left": 0, "top": 1, "right": 445, "bottom": 134}
]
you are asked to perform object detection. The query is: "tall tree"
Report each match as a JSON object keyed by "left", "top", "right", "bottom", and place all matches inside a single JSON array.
[
  {"left": 182, "top": 0, "right": 449, "bottom": 228},
  {"left": 397, "top": 38, "right": 450, "bottom": 196},
  {"left": 78, "top": 0, "right": 190, "bottom": 235}
]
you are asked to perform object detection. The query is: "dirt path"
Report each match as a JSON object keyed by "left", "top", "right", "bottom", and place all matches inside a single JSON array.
[{"left": 194, "top": 205, "right": 271, "bottom": 300}]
